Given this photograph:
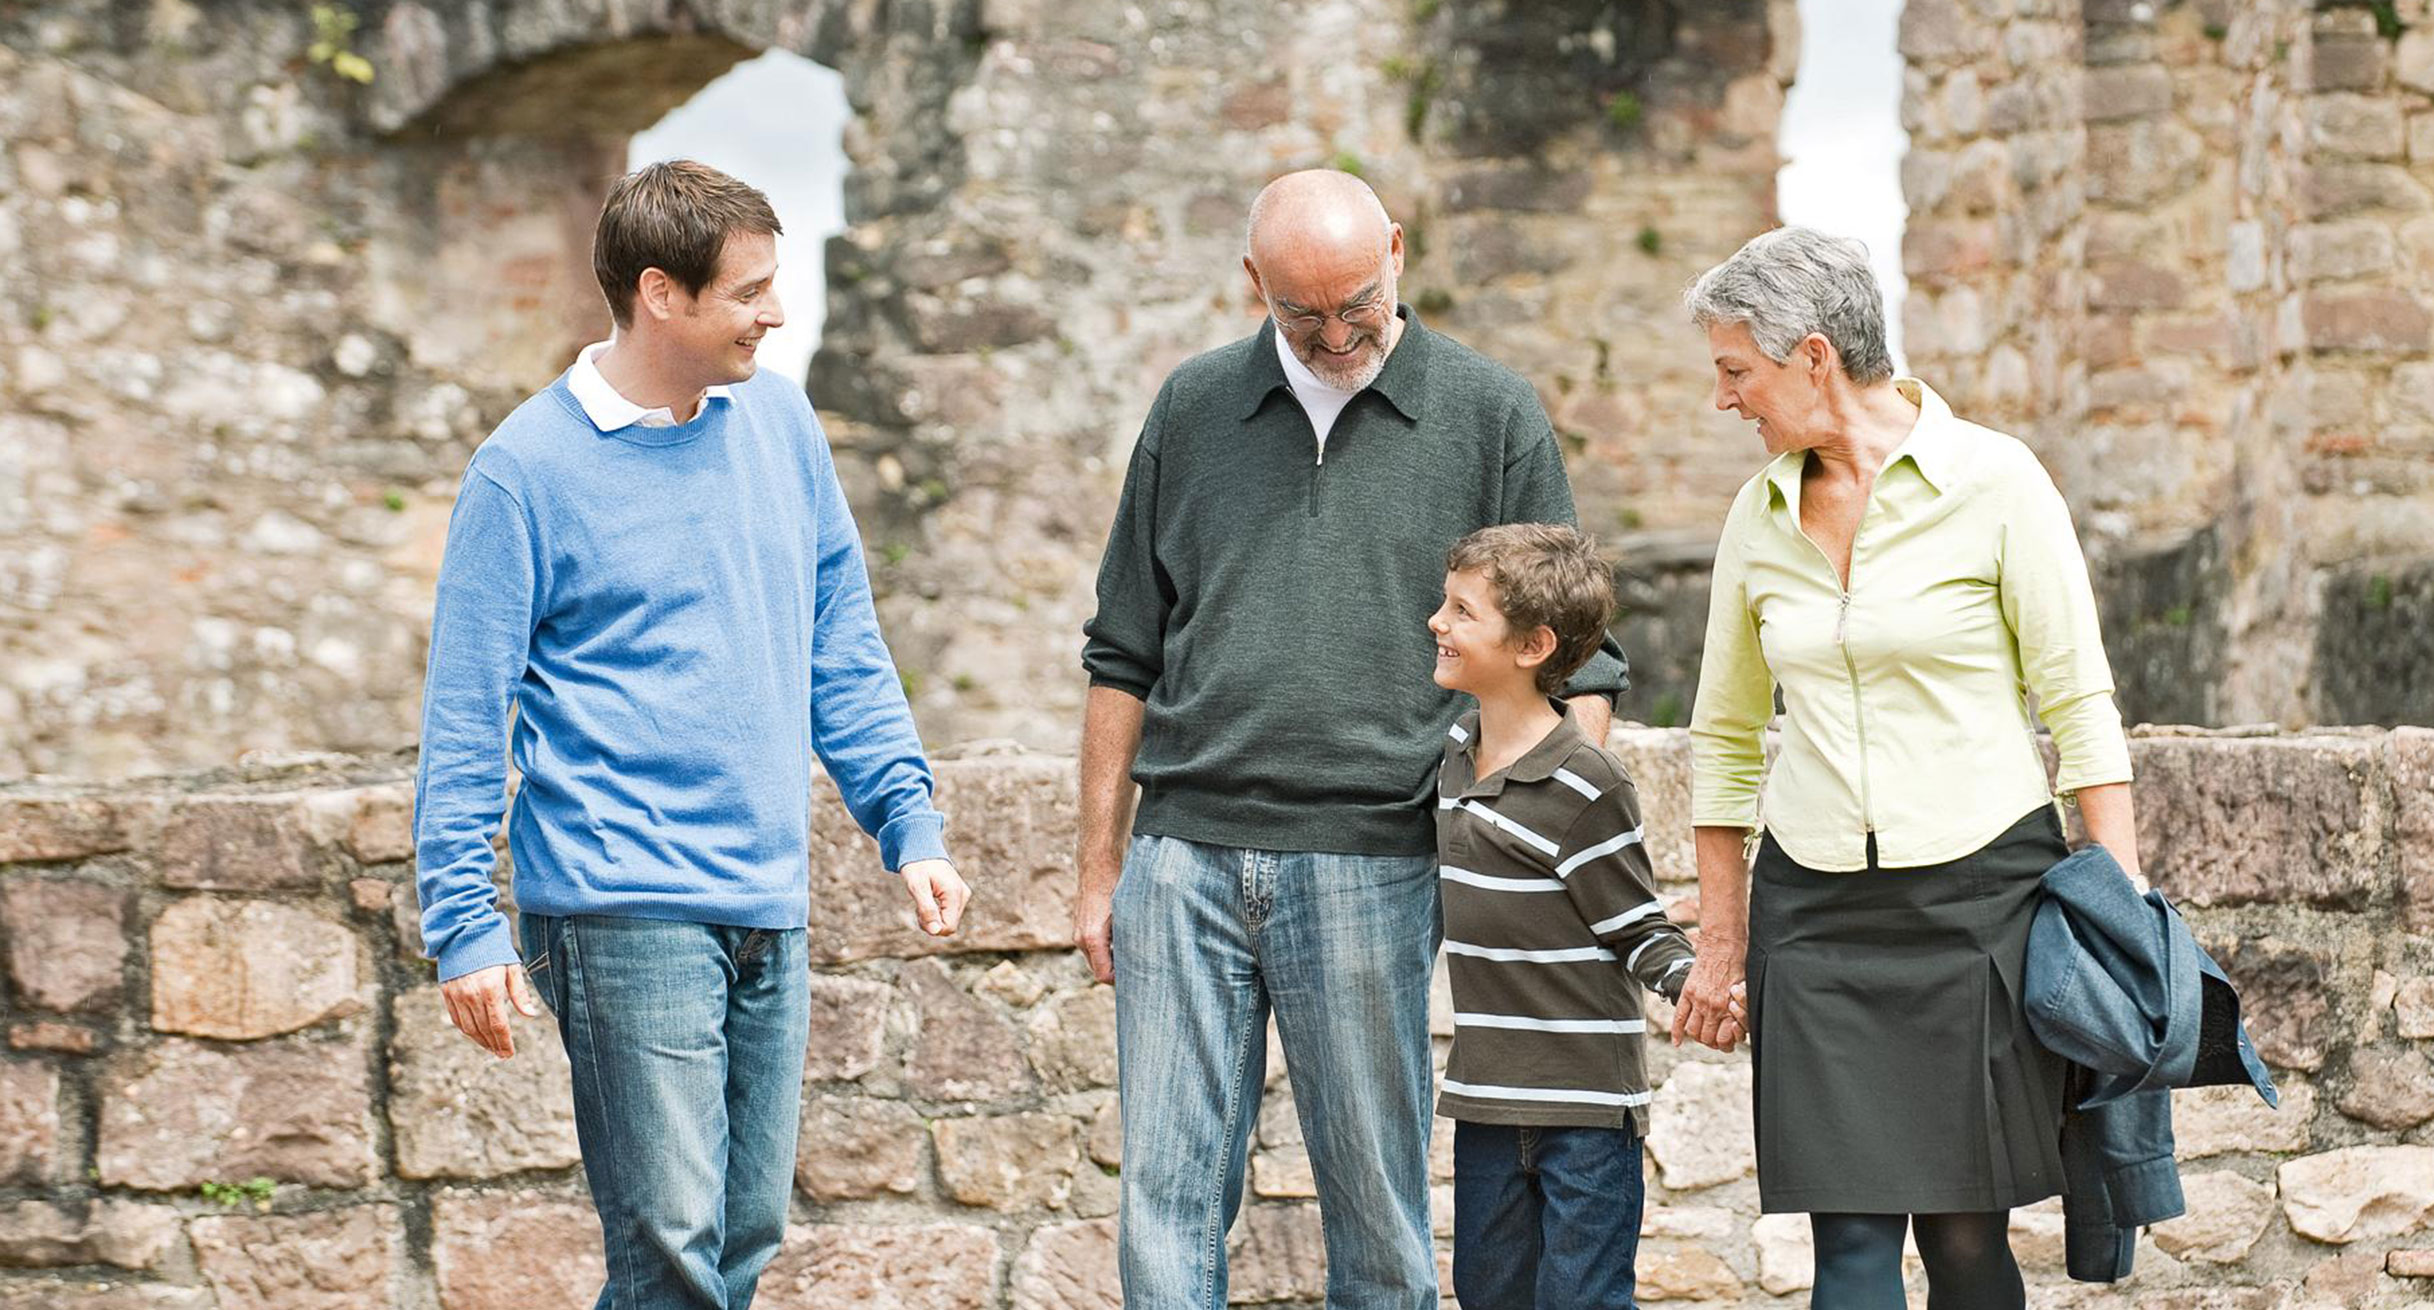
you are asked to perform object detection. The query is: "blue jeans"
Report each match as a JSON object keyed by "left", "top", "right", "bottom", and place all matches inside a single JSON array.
[
  {"left": 1452, "top": 1121, "right": 1646, "bottom": 1310},
  {"left": 1112, "top": 834, "right": 1440, "bottom": 1309},
  {"left": 519, "top": 913, "right": 809, "bottom": 1310}
]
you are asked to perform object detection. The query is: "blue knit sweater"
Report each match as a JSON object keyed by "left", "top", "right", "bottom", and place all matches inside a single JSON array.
[{"left": 413, "top": 368, "right": 949, "bottom": 981}]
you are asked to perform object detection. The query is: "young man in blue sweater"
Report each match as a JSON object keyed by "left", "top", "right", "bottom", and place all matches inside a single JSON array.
[{"left": 414, "top": 160, "right": 969, "bottom": 1308}]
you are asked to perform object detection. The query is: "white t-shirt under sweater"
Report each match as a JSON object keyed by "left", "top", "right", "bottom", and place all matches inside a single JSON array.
[{"left": 1274, "top": 329, "right": 1361, "bottom": 460}]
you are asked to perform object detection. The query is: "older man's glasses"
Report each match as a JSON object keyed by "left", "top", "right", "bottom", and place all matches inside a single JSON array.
[{"left": 1272, "top": 297, "right": 1390, "bottom": 337}]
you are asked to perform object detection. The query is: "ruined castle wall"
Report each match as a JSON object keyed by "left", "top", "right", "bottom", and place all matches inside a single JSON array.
[
  {"left": 1899, "top": 0, "right": 2434, "bottom": 728},
  {"left": 0, "top": 729, "right": 2426, "bottom": 1306},
  {"left": 0, "top": 0, "right": 1791, "bottom": 777}
]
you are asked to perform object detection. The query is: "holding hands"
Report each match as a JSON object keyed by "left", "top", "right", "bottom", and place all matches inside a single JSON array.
[{"left": 1672, "top": 953, "right": 1750, "bottom": 1052}]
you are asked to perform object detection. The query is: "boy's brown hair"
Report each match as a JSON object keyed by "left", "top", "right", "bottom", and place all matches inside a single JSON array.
[
  {"left": 1445, "top": 523, "right": 1616, "bottom": 696},
  {"left": 593, "top": 160, "right": 783, "bottom": 328}
]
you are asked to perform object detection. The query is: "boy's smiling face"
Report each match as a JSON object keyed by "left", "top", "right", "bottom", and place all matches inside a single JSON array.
[{"left": 1429, "top": 567, "right": 1545, "bottom": 697}]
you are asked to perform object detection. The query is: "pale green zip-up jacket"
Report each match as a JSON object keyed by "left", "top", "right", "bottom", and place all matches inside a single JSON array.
[{"left": 1688, "top": 378, "right": 2133, "bottom": 871}]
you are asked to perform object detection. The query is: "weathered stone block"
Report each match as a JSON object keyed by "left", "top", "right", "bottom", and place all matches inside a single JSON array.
[
  {"left": 430, "top": 1188, "right": 604, "bottom": 1310},
  {"left": 1904, "top": 218, "right": 1997, "bottom": 278},
  {"left": 1636, "top": 1241, "right": 1743, "bottom": 1300},
  {"left": 0, "top": 877, "right": 127, "bottom": 1013},
  {"left": 157, "top": 795, "right": 324, "bottom": 891},
  {"left": 2088, "top": 260, "right": 2186, "bottom": 311},
  {"left": 2397, "top": 975, "right": 2434, "bottom": 1038},
  {"left": 807, "top": 761, "right": 1071, "bottom": 964},
  {"left": 9, "top": 1022, "right": 99, "bottom": 1055},
  {"left": 0, "top": 1061, "right": 59, "bottom": 1185},
  {"left": 387, "top": 983, "right": 579, "bottom": 1178},
  {"left": 805, "top": 974, "right": 893, "bottom": 1082},
  {"left": 2175, "top": 1080, "right": 2313, "bottom": 1156},
  {"left": 2132, "top": 736, "right": 2388, "bottom": 909},
  {"left": 936, "top": 1112, "right": 1078, "bottom": 1211},
  {"left": 95, "top": 1037, "right": 374, "bottom": 1189},
  {"left": 2085, "top": 65, "right": 2173, "bottom": 122},
  {"left": 0, "top": 796, "right": 130, "bottom": 863},
  {"left": 756, "top": 1224, "right": 1003, "bottom": 1310},
  {"left": 2391, "top": 1247, "right": 2434, "bottom": 1277},
  {"left": 2306, "top": 162, "right": 2434, "bottom": 219},
  {"left": 1012, "top": 1219, "right": 1118, "bottom": 1310},
  {"left": 1086, "top": 1096, "right": 1120, "bottom": 1169},
  {"left": 2308, "top": 93, "right": 2408, "bottom": 159},
  {"left": 1647, "top": 1060, "right": 1754, "bottom": 1191},
  {"left": 2338, "top": 1045, "right": 2434, "bottom": 1129},
  {"left": 2393, "top": 729, "right": 2434, "bottom": 930},
  {"left": 2302, "top": 289, "right": 2434, "bottom": 352},
  {"left": 1750, "top": 1212, "right": 1813, "bottom": 1295},
  {"left": 2278, "top": 1145, "right": 2434, "bottom": 1242},
  {"left": 797, "top": 1096, "right": 924, "bottom": 1202},
  {"left": 902, "top": 959, "right": 1034, "bottom": 1104},
  {"left": 0, "top": 1285, "right": 210, "bottom": 1310},
  {"left": 0, "top": 1199, "right": 181, "bottom": 1271},
  {"left": 2212, "top": 937, "right": 2332, "bottom": 1071},
  {"left": 2151, "top": 1170, "right": 2277, "bottom": 1262},
  {"left": 2289, "top": 221, "right": 2398, "bottom": 284},
  {"left": 1226, "top": 1204, "right": 1325, "bottom": 1304},
  {"left": 149, "top": 897, "right": 363, "bottom": 1040},
  {"left": 1897, "top": 0, "right": 1995, "bottom": 63},
  {"left": 1606, "top": 730, "right": 1693, "bottom": 883},
  {"left": 2088, "top": 119, "right": 2204, "bottom": 205},
  {"left": 189, "top": 1205, "right": 402, "bottom": 1310},
  {"left": 334, "top": 784, "right": 413, "bottom": 864},
  {"left": 1025, "top": 987, "right": 1115, "bottom": 1092},
  {"left": 1438, "top": 164, "right": 1591, "bottom": 215},
  {"left": 2307, "top": 33, "right": 2388, "bottom": 92}
]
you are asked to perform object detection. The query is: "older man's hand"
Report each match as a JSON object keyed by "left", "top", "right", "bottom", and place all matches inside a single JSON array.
[{"left": 1671, "top": 951, "right": 1748, "bottom": 1052}]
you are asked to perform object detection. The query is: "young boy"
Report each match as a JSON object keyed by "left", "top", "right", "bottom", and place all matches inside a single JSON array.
[{"left": 1427, "top": 523, "right": 1714, "bottom": 1309}]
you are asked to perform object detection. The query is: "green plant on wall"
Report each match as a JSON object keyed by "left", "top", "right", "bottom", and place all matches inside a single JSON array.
[
  {"left": 308, "top": 4, "right": 375, "bottom": 84},
  {"left": 200, "top": 1178, "right": 277, "bottom": 1212}
]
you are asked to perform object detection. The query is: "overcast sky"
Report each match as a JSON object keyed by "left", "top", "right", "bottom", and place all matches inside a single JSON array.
[{"left": 634, "top": 7, "right": 1909, "bottom": 381}]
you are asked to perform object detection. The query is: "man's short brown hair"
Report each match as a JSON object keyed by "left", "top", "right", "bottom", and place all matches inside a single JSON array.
[
  {"left": 593, "top": 160, "right": 783, "bottom": 329},
  {"left": 1445, "top": 523, "right": 1616, "bottom": 696}
]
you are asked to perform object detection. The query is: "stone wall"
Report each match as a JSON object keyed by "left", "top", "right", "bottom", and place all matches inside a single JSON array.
[
  {"left": 0, "top": 0, "right": 1790, "bottom": 776},
  {"left": 0, "top": 729, "right": 2428, "bottom": 1307},
  {"left": 1898, "top": 0, "right": 2434, "bottom": 728}
]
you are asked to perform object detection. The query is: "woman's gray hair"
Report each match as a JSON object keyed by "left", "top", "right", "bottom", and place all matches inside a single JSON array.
[{"left": 1682, "top": 227, "right": 1895, "bottom": 386}]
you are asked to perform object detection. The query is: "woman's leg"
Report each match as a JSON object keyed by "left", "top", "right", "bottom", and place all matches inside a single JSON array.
[
  {"left": 1808, "top": 1212, "right": 1906, "bottom": 1310},
  {"left": 1910, "top": 1211, "right": 2024, "bottom": 1310}
]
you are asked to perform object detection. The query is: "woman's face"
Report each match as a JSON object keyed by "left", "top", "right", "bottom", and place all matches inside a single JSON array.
[{"left": 1706, "top": 320, "right": 1819, "bottom": 456}]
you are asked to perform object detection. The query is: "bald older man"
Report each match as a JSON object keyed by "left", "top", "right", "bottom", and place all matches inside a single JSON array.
[{"left": 1076, "top": 170, "right": 1627, "bottom": 1306}]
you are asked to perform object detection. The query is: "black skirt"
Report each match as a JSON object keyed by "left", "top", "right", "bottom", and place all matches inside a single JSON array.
[{"left": 1745, "top": 806, "right": 2070, "bottom": 1214}]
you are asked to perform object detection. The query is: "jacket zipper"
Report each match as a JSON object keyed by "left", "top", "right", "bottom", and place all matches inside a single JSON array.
[{"left": 1800, "top": 531, "right": 1874, "bottom": 836}]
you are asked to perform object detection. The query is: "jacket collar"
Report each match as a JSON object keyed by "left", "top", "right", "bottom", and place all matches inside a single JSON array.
[
  {"left": 1238, "top": 305, "right": 1431, "bottom": 423},
  {"left": 1452, "top": 699, "right": 1586, "bottom": 795}
]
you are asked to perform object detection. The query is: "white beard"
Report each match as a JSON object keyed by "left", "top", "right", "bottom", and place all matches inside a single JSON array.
[{"left": 1304, "top": 341, "right": 1388, "bottom": 392}]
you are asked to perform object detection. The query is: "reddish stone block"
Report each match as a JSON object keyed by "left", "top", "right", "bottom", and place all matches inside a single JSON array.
[
  {"left": 2302, "top": 289, "right": 2434, "bottom": 352},
  {"left": 189, "top": 1205, "right": 402, "bottom": 1310},
  {"left": 2132, "top": 736, "right": 2389, "bottom": 909},
  {"left": 0, "top": 877, "right": 128, "bottom": 1013},
  {"left": 156, "top": 795, "right": 324, "bottom": 892},
  {"left": 806, "top": 760, "right": 1072, "bottom": 965},
  {"left": 149, "top": 897, "right": 364, "bottom": 1040},
  {"left": 95, "top": 1037, "right": 375, "bottom": 1189},
  {"left": 430, "top": 1188, "right": 603, "bottom": 1310},
  {"left": 757, "top": 1224, "right": 1003, "bottom": 1310},
  {"left": 0, "top": 796, "right": 130, "bottom": 864},
  {"left": 0, "top": 1061, "right": 60, "bottom": 1185}
]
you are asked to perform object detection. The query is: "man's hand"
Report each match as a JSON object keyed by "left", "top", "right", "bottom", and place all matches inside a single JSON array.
[
  {"left": 1671, "top": 952, "right": 1748, "bottom": 1052},
  {"left": 1074, "top": 859, "right": 1118, "bottom": 985},
  {"left": 900, "top": 859, "right": 970, "bottom": 937},
  {"left": 441, "top": 963, "right": 542, "bottom": 1060}
]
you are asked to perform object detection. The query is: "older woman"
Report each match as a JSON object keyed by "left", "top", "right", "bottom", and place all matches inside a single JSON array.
[{"left": 1669, "top": 228, "right": 2139, "bottom": 1310}]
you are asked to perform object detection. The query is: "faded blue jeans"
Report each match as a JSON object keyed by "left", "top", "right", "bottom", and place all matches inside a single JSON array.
[
  {"left": 519, "top": 913, "right": 809, "bottom": 1310},
  {"left": 1112, "top": 834, "right": 1440, "bottom": 1309}
]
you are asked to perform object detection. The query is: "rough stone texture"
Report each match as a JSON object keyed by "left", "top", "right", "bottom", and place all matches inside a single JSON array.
[
  {"left": 2278, "top": 1145, "right": 2434, "bottom": 1243},
  {"left": 903, "top": 959, "right": 1035, "bottom": 1104},
  {"left": 805, "top": 974, "right": 895, "bottom": 1082},
  {"left": 94, "top": 1036, "right": 374, "bottom": 1189},
  {"left": 1011, "top": 1219, "right": 1120, "bottom": 1310},
  {"left": 2175, "top": 1080, "right": 2315, "bottom": 1157},
  {"left": 1647, "top": 1060, "right": 1755, "bottom": 1191},
  {"left": 2133, "top": 736, "right": 2389, "bottom": 909},
  {"left": 188, "top": 1205, "right": 402, "bottom": 1310},
  {"left": 936, "top": 1112, "right": 1079, "bottom": 1211},
  {"left": 0, "top": 1061, "right": 59, "bottom": 1185},
  {"left": 155, "top": 796, "right": 323, "bottom": 891},
  {"left": 1025, "top": 987, "right": 1117, "bottom": 1092},
  {"left": 810, "top": 761, "right": 1075, "bottom": 964},
  {"left": 1637, "top": 1242, "right": 1745, "bottom": 1300},
  {"left": 430, "top": 1188, "right": 605, "bottom": 1310},
  {"left": 148, "top": 896, "right": 363, "bottom": 1039},
  {"left": 2338, "top": 1045, "right": 2434, "bottom": 1130},
  {"left": 0, "top": 877, "right": 126, "bottom": 1015},
  {"left": 757, "top": 1224, "right": 1003, "bottom": 1310},
  {"left": 0, "top": 796, "right": 130, "bottom": 863},
  {"left": 387, "top": 983, "right": 580, "bottom": 1179},
  {"left": 797, "top": 1096, "right": 926, "bottom": 1202},
  {"left": 0, "top": 1286, "right": 210, "bottom": 1310},
  {"left": 2398, "top": 975, "right": 2434, "bottom": 1038},
  {"left": 2150, "top": 1170, "right": 2279, "bottom": 1263},
  {"left": 1225, "top": 1204, "right": 1326, "bottom": 1305},
  {"left": 1750, "top": 1212, "right": 1814, "bottom": 1296}
]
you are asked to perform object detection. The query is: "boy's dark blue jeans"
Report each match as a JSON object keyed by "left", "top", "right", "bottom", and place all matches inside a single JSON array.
[{"left": 1452, "top": 1120, "right": 1646, "bottom": 1310}]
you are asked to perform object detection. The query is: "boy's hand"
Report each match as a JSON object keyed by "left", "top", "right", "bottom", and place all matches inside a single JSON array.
[
  {"left": 900, "top": 859, "right": 970, "bottom": 937},
  {"left": 441, "top": 962, "right": 542, "bottom": 1060}
]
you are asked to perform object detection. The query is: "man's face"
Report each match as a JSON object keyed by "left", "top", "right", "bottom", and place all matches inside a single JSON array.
[
  {"left": 1252, "top": 226, "right": 1404, "bottom": 391},
  {"left": 672, "top": 230, "right": 784, "bottom": 386}
]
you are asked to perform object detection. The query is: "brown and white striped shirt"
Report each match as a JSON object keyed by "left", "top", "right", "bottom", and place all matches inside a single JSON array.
[{"left": 1435, "top": 703, "right": 1693, "bottom": 1133}]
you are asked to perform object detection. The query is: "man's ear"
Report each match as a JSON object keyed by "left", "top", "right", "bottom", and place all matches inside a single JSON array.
[
  {"left": 636, "top": 267, "right": 677, "bottom": 323},
  {"left": 1243, "top": 256, "right": 1267, "bottom": 312}
]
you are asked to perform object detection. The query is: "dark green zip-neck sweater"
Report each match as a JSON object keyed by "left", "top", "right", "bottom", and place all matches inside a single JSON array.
[{"left": 1082, "top": 308, "right": 1628, "bottom": 857}]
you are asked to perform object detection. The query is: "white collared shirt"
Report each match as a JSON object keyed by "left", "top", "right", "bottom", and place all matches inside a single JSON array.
[
  {"left": 566, "top": 341, "right": 733, "bottom": 431},
  {"left": 1273, "top": 328, "right": 1361, "bottom": 457}
]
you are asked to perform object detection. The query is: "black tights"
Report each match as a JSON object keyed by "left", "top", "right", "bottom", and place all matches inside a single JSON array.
[{"left": 1809, "top": 1211, "right": 2023, "bottom": 1310}]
